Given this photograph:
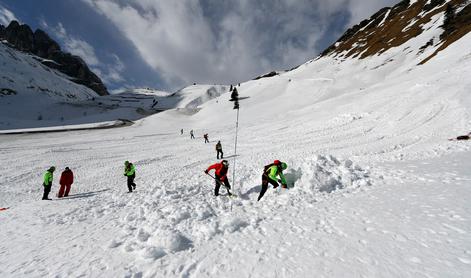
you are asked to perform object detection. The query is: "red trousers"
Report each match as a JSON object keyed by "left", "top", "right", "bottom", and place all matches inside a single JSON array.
[{"left": 58, "top": 184, "right": 72, "bottom": 198}]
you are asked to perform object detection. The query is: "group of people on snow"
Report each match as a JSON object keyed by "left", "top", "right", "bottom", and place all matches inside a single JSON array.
[
  {"left": 181, "top": 129, "right": 224, "bottom": 159},
  {"left": 42, "top": 167, "right": 74, "bottom": 200},
  {"left": 204, "top": 159, "right": 288, "bottom": 201},
  {"left": 41, "top": 125, "right": 288, "bottom": 201}
]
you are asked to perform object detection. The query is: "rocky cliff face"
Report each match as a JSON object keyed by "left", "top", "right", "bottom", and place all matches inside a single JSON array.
[
  {"left": 321, "top": 0, "right": 471, "bottom": 64},
  {"left": 0, "top": 21, "right": 108, "bottom": 96}
]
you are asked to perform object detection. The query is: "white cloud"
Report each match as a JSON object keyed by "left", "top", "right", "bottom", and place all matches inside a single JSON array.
[
  {"left": 44, "top": 22, "right": 100, "bottom": 66},
  {"left": 82, "top": 0, "right": 399, "bottom": 89},
  {"left": 40, "top": 20, "right": 126, "bottom": 86},
  {"left": 96, "top": 54, "right": 126, "bottom": 84},
  {"left": 0, "top": 5, "right": 17, "bottom": 26}
]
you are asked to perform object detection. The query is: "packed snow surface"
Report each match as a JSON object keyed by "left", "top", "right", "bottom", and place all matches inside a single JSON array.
[{"left": 1, "top": 32, "right": 471, "bottom": 278}]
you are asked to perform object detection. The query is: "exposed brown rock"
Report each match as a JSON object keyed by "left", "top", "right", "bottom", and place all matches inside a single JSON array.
[{"left": 321, "top": 0, "right": 470, "bottom": 65}]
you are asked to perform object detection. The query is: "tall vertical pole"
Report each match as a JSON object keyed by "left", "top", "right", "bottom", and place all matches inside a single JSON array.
[{"left": 231, "top": 108, "right": 239, "bottom": 212}]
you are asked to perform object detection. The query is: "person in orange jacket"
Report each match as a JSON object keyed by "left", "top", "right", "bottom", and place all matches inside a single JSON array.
[
  {"left": 58, "top": 167, "right": 74, "bottom": 198},
  {"left": 205, "top": 160, "right": 233, "bottom": 196}
]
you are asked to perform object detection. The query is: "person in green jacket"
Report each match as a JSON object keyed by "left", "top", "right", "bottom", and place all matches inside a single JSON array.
[
  {"left": 42, "top": 166, "right": 55, "bottom": 200},
  {"left": 258, "top": 160, "right": 288, "bottom": 201},
  {"left": 124, "top": 161, "right": 136, "bottom": 192}
]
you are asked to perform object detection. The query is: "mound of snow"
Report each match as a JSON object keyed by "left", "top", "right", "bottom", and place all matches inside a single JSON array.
[{"left": 292, "top": 155, "right": 371, "bottom": 194}]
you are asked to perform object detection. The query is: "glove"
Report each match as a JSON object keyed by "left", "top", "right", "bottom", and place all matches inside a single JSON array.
[{"left": 204, "top": 170, "right": 209, "bottom": 174}]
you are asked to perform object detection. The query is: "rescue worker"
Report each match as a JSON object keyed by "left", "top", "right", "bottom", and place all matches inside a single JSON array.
[
  {"left": 124, "top": 161, "right": 136, "bottom": 193},
  {"left": 42, "top": 166, "right": 55, "bottom": 200},
  {"left": 58, "top": 167, "right": 74, "bottom": 198},
  {"left": 258, "top": 160, "right": 288, "bottom": 201},
  {"left": 216, "top": 141, "right": 223, "bottom": 159},
  {"left": 205, "top": 160, "right": 233, "bottom": 196}
]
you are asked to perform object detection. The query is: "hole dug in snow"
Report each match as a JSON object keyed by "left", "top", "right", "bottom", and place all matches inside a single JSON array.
[{"left": 294, "top": 155, "right": 371, "bottom": 194}]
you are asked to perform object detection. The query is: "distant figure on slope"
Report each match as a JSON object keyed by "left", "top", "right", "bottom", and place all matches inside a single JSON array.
[
  {"left": 58, "top": 167, "right": 74, "bottom": 198},
  {"left": 42, "top": 166, "right": 55, "bottom": 200},
  {"left": 124, "top": 161, "right": 136, "bottom": 193},
  {"left": 205, "top": 160, "right": 233, "bottom": 196},
  {"left": 449, "top": 132, "right": 471, "bottom": 141},
  {"left": 151, "top": 99, "right": 158, "bottom": 109},
  {"left": 181, "top": 129, "right": 184, "bottom": 135},
  {"left": 258, "top": 160, "right": 288, "bottom": 201},
  {"left": 204, "top": 133, "right": 209, "bottom": 143},
  {"left": 216, "top": 141, "right": 223, "bottom": 159},
  {"left": 190, "top": 130, "right": 195, "bottom": 139}
]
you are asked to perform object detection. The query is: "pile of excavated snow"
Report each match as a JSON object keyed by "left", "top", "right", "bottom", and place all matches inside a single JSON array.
[{"left": 292, "top": 155, "right": 371, "bottom": 194}]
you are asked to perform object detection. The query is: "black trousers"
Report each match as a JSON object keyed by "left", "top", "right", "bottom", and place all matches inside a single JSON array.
[
  {"left": 258, "top": 174, "right": 279, "bottom": 201},
  {"left": 215, "top": 175, "right": 231, "bottom": 196},
  {"left": 127, "top": 174, "right": 136, "bottom": 192},
  {"left": 42, "top": 184, "right": 51, "bottom": 200},
  {"left": 216, "top": 150, "right": 223, "bottom": 159},
  {"left": 204, "top": 138, "right": 209, "bottom": 143}
]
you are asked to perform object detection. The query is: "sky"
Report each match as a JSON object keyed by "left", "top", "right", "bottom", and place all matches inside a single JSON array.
[{"left": 0, "top": 0, "right": 399, "bottom": 92}]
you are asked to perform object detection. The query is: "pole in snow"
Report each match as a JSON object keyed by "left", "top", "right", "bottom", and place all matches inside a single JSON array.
[
  {"left": 230, "top": 87, "right": 240, "bottom": 211},
  {"left": 229, "top": 87, "right": 249, "bottom": 210}
]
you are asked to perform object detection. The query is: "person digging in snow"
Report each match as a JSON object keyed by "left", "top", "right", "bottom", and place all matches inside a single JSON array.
[
  {"left": 258, "top": 160, "right": 288, "bottom": 201},
  {"left": 58, "top": 167, "right": 74, "bottom": 198},
  {"left": 42, "top": 166, "right": 55, "bottom": 200},
  {"left": 216, "top": 141, "right": 223, "bottom": 159},
  {"left": 124, "top": 161, "right": 136, "bottom": 193},
  {"left": 205, "top": 160, "right": 233, "bottom": 196}
]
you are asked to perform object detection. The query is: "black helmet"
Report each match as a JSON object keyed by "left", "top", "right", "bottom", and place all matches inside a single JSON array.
[{"left": 222, "top": 160, "right": 229, "bottom": 166}]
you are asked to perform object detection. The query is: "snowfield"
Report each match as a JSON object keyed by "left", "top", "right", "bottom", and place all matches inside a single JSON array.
[{"left": 1, "top": 24, "right": 471, "bottom": 278}]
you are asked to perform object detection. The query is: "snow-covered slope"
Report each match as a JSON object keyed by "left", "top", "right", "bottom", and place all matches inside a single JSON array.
[
  {"left": 0, "top": 1, "right": 470, "bottom": 278},
  {"left": 0, "top": 42, "right": 229, "bottom": 130}
]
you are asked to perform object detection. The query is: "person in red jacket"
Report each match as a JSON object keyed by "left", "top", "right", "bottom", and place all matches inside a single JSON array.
[
  {"left": 205, "top": 160, "right": 233, "bottom": 196},
  {"left": 58, "top": 167, "right": 74, "bottom": 198}
]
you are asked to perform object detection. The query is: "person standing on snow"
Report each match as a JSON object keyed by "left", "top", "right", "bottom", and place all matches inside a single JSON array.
[
  {"left": 205, "top": 160, "right": 233, "bottom": 196},
  {"left": 204, "top": 133, "right": 209, "bottom": 143},
  {"left": 190, "top": 130, "right": 195, "bottom": 139},
  {"left": 216, "top": 141, "right": 223, "bottom": 159},
  {"left": 181, "top": 129, "right": 184, "bottom": 135},
  {"left": 258, "top": 160, "right": 288, "bottom": 201},
  {"left": 58, "top": 167, "right": 74, "bottom": 198},
  {"left": 124, "top": 161, "right": 136, "bottom": 193},
  {"left": 42, "top": 166, "right": 55, "bottom": 200}
]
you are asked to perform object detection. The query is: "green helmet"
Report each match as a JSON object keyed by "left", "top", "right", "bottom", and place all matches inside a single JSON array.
[
  {"left": 124, "top": 161, "right": 129, "bottom": 166},
  {"left": 281, "top": 162, "right": 288, "bottom": 170}
]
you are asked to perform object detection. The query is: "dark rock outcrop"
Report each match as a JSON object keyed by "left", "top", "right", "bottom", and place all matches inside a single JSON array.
[
  {"left": 32, "top": 29, "right": 60, "bottom": 58},
  {"left": 253, "top": 71, "right": 279, "bottom": 80},
  {"left": 0, "top": 21, "right": 108, "bottom": 95},
  {"left": 0, "top": 25, "right": 5, "bottom": 39}
]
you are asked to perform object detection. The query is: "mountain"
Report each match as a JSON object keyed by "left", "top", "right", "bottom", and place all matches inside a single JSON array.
[
  {"left": 0, "top": 20, "right": 108, "bottom": 96},
  {"left": 0, "top": 1, "right": 470, "bottom": 277},
  {"left": 321, "top": 0, "right": 471, "bottom": 63}
]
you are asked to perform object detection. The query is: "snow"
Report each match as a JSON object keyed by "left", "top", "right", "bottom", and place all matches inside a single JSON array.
[
  {"left": 0, "top": 120, "right": 129, "bottom": 134},
  {"left": 1, "top": 13, "right": 471, "bottom": 278},
  {"left": 377, "top": 8, "right": 391, "bottom": 27},
  {"left": 0, "top": 43, "right": 228, "bottom": 130}
]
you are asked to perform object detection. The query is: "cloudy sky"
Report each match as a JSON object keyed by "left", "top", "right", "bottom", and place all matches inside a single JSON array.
[{"left": 0, "top": 0, "right": 399, "bottom": 92}]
